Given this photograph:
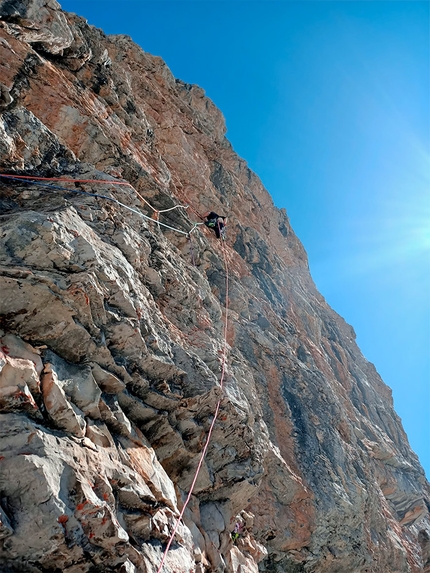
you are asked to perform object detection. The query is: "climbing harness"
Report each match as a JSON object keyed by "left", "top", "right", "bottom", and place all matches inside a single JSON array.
[
  {"left": 0, "top": 171, "right": 230, "bottom": 570},
  {"left": 203, "top": 212, "right": 227, "bottom": 241}
]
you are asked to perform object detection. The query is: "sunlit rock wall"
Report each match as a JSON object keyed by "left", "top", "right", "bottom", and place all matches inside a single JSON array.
[{"left": 0, "top": 1, "right": 429, "bottom": 572}]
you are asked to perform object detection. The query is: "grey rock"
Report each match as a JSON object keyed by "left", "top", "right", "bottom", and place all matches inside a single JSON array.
[
  {"left": 91, "top": 362, "right": 126, "bottom": 394},
  {"left": 41, "top": 363, "right": 86, "bottom": 436},
  {"left": 0, "top": 1, "right": 428, "bottom": 572}
]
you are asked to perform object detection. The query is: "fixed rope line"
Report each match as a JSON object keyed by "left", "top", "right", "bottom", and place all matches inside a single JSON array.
[
  {"left": 158, "top": 204, "right": 189, "bottom": 214},
  {"left": 0, "top": 173, "right": 190, "bottom": 222},
  {"left": 0, "top": 174, "right": 199, "bottom": 237},
  {"left": 154, "top": 204, "right": 194, "bottom": 231},
  {"left": 156, "top": 222, "right": 230, "bottom": 573},
  {"left": 129, "top": 186, "right": 188, "bottom": 219},
  {"left": 0, "top": 174, "right": 133, "bottom": 186}
]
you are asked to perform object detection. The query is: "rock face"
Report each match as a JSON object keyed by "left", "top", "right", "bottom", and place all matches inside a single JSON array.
[{"left": 0, "top": 1, "right": 429, "bottom": 572}]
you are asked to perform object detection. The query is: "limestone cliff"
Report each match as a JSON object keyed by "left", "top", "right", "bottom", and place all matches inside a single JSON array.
[{"left": 0, "top": 1, "right": 429, "bottom": 572}]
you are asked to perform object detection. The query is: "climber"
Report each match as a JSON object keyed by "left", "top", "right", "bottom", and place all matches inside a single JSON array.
[{"left": 203, "top": 211, "right": 227, "bottom": 240}]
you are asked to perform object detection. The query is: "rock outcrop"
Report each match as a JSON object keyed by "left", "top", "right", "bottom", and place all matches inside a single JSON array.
[{"left": 0, "top": 1, "right": 429, "bottom": 572}]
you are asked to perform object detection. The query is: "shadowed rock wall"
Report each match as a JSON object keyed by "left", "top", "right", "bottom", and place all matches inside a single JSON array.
[{"left": 0, "top": 1, "right": 429, "bottom": 572}]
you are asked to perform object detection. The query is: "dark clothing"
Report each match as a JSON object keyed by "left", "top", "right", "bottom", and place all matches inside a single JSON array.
[
  {"left": 206, "top": 212, "right": 225, "bottom": 221},
  {"left": 204, "top": 212, "right": 226, "bottom": 239}
]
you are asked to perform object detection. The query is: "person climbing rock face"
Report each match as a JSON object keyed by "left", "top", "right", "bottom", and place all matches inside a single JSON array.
[{"left": 203, "top": 211, "right": 227, "bottom": 240}]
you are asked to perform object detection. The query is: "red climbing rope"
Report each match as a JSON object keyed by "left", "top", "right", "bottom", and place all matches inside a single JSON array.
[
  {"left": 0, "top": 173, "right": 203, "bottom": 234},
  {"left": 0, "top": 173, "right": 191, "bottom": 218},
  {"left": 0, "top": 173, "right": 133, "bottom": 185},
  {"left": 156, "top": 224, "right": 230, "bottom": 572},
  {"left": 0, "top": 174, "right": 200, "bottom": 236},
  {"left": 1, "top": 171, "right": 231, "bottom": 569}
]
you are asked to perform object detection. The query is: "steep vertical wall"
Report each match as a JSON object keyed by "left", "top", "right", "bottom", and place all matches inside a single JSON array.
[{"left": 0, "top": 1, "right": 429, "bottom": 572}]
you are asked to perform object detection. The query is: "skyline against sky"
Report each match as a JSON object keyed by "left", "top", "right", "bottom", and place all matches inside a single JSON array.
[{"left": 61, "top": 0, "right": 430, "bottom": 476}]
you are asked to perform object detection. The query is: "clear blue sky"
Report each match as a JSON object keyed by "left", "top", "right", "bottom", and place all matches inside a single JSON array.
[{"left": 61, "top": 1, "right": 430, "bottom": 476}]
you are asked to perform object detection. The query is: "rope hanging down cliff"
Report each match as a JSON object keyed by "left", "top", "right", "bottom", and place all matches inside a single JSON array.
[
  {"left": 0, "top": 172, "right": 231, "bottom": 569},
  {"left": 156, "top": 221, "right": 230, "bottom": 573}
]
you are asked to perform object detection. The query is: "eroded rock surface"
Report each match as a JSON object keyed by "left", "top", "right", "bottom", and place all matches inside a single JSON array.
[{"left": 0, "top": 1, "right": 429, "bottom": 572}]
